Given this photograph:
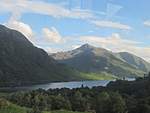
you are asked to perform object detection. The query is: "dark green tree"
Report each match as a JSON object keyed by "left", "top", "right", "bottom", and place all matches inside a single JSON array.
[
  {"left": 109, "top": 92, "right": 127, "bottom": 113},
  {"left": 71, "top": 91, "right": 87, "bottom": 111},
  {"left": 51, "top": 95, "right": 71, "bottom": 110},
  {"left": 95, "top": 92, "right": 111, "bottom": 113}
]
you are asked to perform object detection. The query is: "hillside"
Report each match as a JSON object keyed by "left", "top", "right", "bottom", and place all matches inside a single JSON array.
[
  {"left": 116, "top": 52, "right": 150, "bottom": 72},
  {"left": 51, "top": 44, "right": 148, "bottom": 78},
  {"left": 0, "top": 25, "right": 84, "bottom": 87}
]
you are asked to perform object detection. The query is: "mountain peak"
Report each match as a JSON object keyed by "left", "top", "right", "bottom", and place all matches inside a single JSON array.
[
  {"left": 81, "top": 43, "right": 93, "bottom": 47},
  {"left": 79, "top": 43, "right": 94, "bottom": 50}
]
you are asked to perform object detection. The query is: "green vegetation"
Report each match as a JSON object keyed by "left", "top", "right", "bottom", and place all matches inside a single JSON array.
[
  {"left": 0, "top": 100, "right": 29, "bottom": 113},
  {"left": 7, "top": 86, "right": 127, "bottom": 113},
  {"left": 110, "top": 58, "right": 145, "bottom": 77},
  {"left": 3, "top": 72, "right": 150, "bottom": 113},
  {"left": 0, "top": 102, "right": 90, "bottom": 113},
  {"left": 80, "top": 72, "right": 117, "bottom": 80}
]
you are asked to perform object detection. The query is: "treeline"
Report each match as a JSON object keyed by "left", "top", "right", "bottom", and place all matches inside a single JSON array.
[
  {"left": 8, "top": 88, "right": 126, "bottom": 113},
  {"left": 7, "top": 73, "right": 150, "bottom": 113}
]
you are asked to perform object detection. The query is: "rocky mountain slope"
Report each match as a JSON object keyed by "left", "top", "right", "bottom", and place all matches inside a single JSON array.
[{"left": 51, "top": 44, "right": 149, "bottom": 78}]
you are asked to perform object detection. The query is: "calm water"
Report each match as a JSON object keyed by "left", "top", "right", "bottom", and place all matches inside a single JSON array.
[
  {"left": 0, "top": 78, "right": 135, "bottom": 91},
  {"left": 23, "top": 78, "right": 135, "bottom": 90},
  {"left": 11, "top": 80, "right": 112, "bottom": 91}
]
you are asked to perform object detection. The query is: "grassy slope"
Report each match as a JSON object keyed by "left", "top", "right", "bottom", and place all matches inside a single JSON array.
[
  {"left": 0, "top": 103, "right": 29, "bottom": 113},
  {"left": 80, "top": 72, "right": 117, "bottom": 80},
  {"left": 0, "top": 102, "right": 90, "bottom": 113},
  {"left": 110, "top": 58, "right": 145, "bottom": 77}
]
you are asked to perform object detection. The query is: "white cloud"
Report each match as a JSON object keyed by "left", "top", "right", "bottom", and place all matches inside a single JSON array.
[
  {"left": 80, "top": 33, "right": 139, "bottom": 48},
  {"left": 91, "top": 20, "right": 132, "bottom": 30},
  {"left": 26, "top": 1, "right": 94, "bottom": 19},
  {"left": 1, "top": 0, "right": 144, "bottom": 61},
  {"left": 0, "top": 0, "right": 94, "bottom": 19},
  {"left": 42, "top": 27, "right": 64, "bottom": 44},
  {"left": 2, "top": 0, "right": 34, "bottom": 42},
  {"left": 144, "top": 20, "right": 150, "bottom": 26},
  {"left": 0, "top": 0, "right": 131, "bottom": 32},
  {"left": 43, "top": 46, "right": 62, "bottom": 54},
  {"left": 80, "top": 33, "right": 150, "bottom": 62},
  {"left": 6, "top": 20, "right": 34, "bottom": 41}
]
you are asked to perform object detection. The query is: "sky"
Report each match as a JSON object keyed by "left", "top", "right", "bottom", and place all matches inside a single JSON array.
[{"left": 0, "top": 0, "right": 150, "bottom": 62}]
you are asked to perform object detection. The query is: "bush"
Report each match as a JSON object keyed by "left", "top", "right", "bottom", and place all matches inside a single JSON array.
[{"left": 0, "top": 98, "right": 9, "bottom": 109}]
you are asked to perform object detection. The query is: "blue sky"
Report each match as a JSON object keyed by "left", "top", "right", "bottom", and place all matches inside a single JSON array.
[{"left": 0, "top": 0, "right": 150, "bottom": 62}]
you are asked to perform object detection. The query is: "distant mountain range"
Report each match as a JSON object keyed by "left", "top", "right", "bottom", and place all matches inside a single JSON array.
[
  {"left": 51, "top": 44, "right": 150, "bottom": 78},
  {"left": 0, "top": 24, "right": 149, "bottom": 87},
  {"left": 0, "top": 25, "right": 84, "bottom": 87}
]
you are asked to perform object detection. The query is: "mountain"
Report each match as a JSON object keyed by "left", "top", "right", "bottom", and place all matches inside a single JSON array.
[
  {"left": 51, "top": 44, "right": 148, "bottom": 78},
  {"left": 0, "top": 25, "right": 83, "bottom": 87},
  {"left": 116, "top": 52, "right": 150, "bottom": 72}
]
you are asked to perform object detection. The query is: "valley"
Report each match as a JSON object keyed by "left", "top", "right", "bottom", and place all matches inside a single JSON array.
[
  {"left": 0, "top": 1, "right": 150, "bottom": 113},
  {"left": 0, "top": 25, "right": 149, "bottom": 87}
]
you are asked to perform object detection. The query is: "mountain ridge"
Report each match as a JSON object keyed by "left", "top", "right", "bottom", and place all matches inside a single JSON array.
[
  {"left": 116, "top": 52, "right": 150, "bottom": 72},
  {"left": 0, "top": 25, "right": 84, "bottom": 87},
  {"left": 51, "top": 44, "right": 149, "bottom": 78}
]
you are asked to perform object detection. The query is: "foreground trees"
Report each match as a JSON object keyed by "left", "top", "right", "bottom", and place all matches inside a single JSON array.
[
  {"left": 95, "top": 92, "right": 126, "bottom": 113},
  {"left": 8, "top": 89, "right": 127, "bottom": 113},
  {"left": 7, "top": 73, "right": 150, "bottom": 113}
]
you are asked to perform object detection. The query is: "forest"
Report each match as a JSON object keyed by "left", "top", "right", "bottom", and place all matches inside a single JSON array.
[{"left": 1, "top": 73, "right": 150, "bottom": 113}]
